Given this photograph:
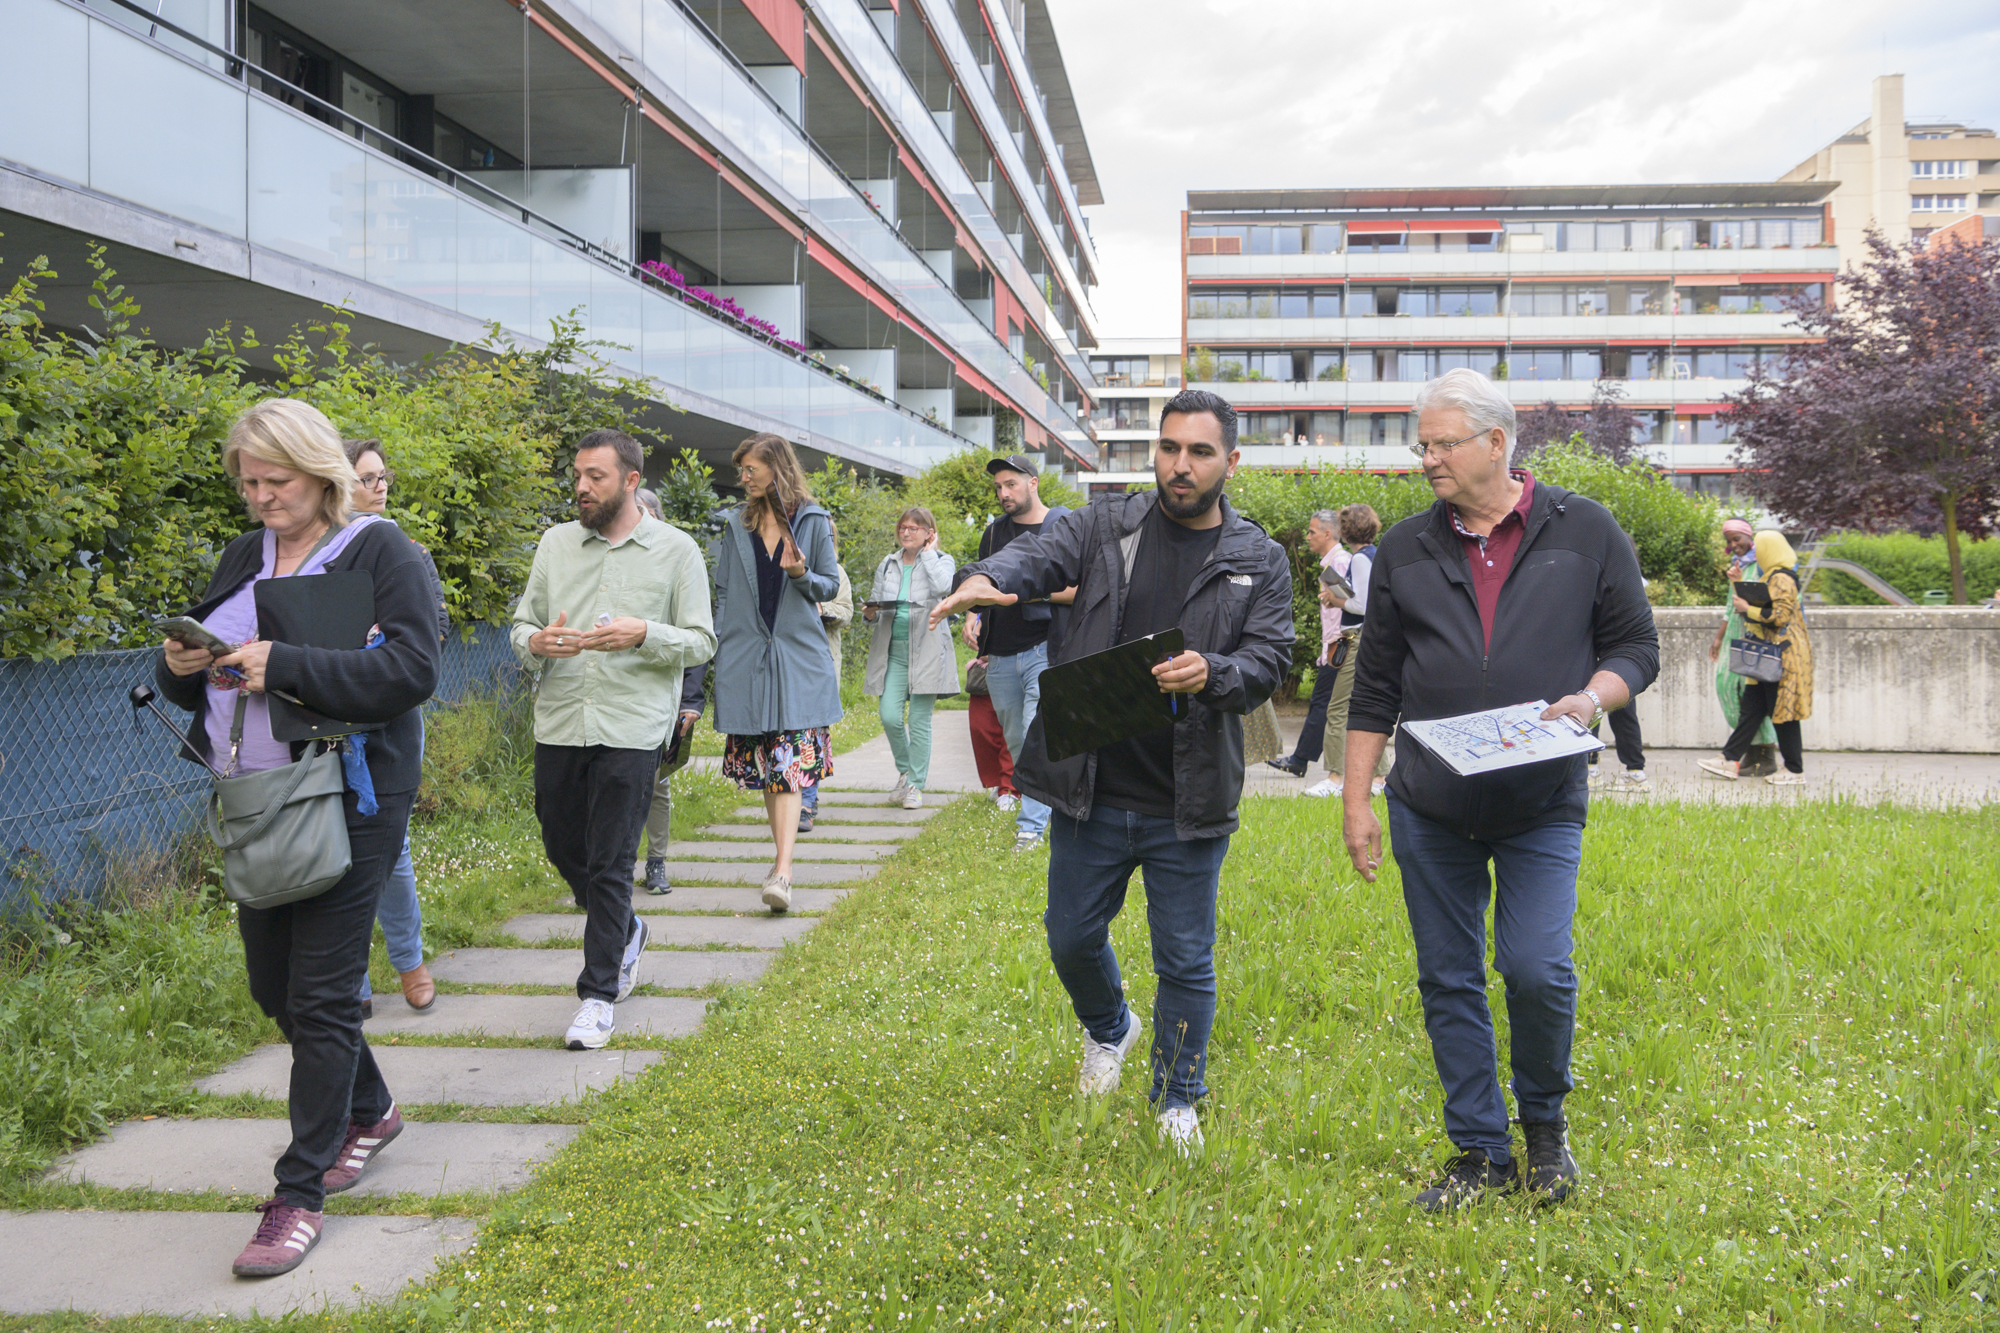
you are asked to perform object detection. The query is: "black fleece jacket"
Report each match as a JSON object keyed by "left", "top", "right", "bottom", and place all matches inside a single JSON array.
[
  {"left": 1348, "top": 479, "right": 1659, "bottom": 841},
  {"left": 154, "top": 521, "right": 442, "bottom": 795}
]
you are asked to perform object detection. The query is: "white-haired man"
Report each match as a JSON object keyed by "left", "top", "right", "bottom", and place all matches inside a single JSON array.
[{"left": 1342, "top": 369, "right": 1658, "bottom": 1211}]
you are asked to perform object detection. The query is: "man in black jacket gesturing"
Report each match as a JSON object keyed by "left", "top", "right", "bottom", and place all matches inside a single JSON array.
[
  {"left": 1343, "top": 369, "right": 1658, "bottom": 1211},
  {"left": 931, "top": 391, "right": 1294, "bottom": 1154}
]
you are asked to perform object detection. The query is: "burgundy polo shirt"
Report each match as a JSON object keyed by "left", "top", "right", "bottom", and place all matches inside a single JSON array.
[{"left": 1449, "top": 469, "right": 1536, "bottom": 651}]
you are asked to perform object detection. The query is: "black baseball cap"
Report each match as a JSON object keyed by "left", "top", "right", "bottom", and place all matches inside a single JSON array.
[{"left": 985, "top": 453, "right": 1040, "bottom": 478}]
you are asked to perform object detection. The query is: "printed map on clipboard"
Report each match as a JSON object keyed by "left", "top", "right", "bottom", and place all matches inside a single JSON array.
[{"left": 1402, "top": 701, "right": 1604, "bottom": 777}]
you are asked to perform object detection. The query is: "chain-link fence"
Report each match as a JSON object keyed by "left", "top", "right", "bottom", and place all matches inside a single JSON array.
[{"left": 0, "top": 626, "right": 519, "bottom": 915}]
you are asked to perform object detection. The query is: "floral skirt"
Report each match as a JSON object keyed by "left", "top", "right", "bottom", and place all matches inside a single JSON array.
[{"left": 723, "top": 727, "right": 833, "bottom": 793}]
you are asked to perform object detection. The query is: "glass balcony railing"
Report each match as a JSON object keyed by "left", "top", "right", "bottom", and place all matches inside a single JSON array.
[
  {"left": 569, "top": 0, "right": 1091, "bottom": 458},
  {"left": 8, "top": 0, "right": 983, "bottom": 472}
]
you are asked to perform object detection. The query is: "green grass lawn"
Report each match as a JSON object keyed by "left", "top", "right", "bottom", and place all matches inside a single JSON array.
[{"left": 301, "top": 792, "right": 1994, "bottom": 1333}]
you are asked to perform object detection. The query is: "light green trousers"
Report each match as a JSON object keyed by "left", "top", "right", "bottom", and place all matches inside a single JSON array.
[{"left": 879, "top": 632, "right": 936, "bottom": 789}]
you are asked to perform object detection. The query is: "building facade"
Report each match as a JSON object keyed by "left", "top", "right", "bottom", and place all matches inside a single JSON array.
[
  {"left": 1085, "top": 337, "right": 1180, "bottom": 483},
  {"left": 1173, "top": 184, "right": 1839, "bottom": 496},
  {"left": 1782, "top": 74, "right": 1999, "bottom": 273},
  {"left": 0, "top": 0, "right": 1105, "bottom": 478}
]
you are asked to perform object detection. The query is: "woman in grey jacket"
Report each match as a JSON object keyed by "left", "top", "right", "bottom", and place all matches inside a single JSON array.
[
  {"left": 862, "top": 506, "right": 961, "bottom": 809},
  {"left": 710, "top": 433, "right": 844, "bottom": 912}
]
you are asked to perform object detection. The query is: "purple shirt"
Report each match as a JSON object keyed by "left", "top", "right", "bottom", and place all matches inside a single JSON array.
[{"left": 201, "top": 517, "right": 380, "bottom": 773}]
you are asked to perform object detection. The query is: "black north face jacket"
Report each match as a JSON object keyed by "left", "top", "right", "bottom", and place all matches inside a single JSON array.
[
  {"left": 957, "top": 489, "right": 1294, "bottom": 840},
  {"left": 1348, "top": 478, "right": 1659, "bottom": 841}
]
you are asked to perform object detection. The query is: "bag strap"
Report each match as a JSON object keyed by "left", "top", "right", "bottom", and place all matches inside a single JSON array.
[{"left": 207, "top": 743, "right": 327, "bottom": 851}]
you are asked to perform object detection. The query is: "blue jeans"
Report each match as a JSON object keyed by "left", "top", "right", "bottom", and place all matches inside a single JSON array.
[
  {"left": 986, "top": 643, "right": 1050, "bottom": 838},
  {"left": 359, "top": 837, "right": 424, "bottom": 1000},
  {"left": 1044, "top": 804, "right": 1231, "bottom": 1109},
  {"left": 1387, "top": 794, "right": 1582, "bottom": 1161}
]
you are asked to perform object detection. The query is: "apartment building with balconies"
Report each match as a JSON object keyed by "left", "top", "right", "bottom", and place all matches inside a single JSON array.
[
  {"left": 0, "top": 0, "right": 1105, "bottom": 478},
  {"left": 1179, "top": 183, "right": 1840, "bottom": 496},
  {"left": 1084, "top": 337, "right": 1181, "bottom": 481},
  {"left": 1781, "top": 74, "right": 1998, "bottom": 273}
]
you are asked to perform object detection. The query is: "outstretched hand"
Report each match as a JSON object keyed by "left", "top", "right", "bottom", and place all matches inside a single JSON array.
[{"left": 927, "top": 575, "right": 1017, "bottom": 631}]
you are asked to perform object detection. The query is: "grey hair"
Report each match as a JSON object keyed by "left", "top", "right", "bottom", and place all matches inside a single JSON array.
[
  {"left": 1309, "top": 509, "right": 1340, "bottom": 531},
  {"left": 635, "top": 488, "right": 664, "bottom": 521},
  {"left": 1411, "top": 368, "right": 1516, "bottom": 459}
]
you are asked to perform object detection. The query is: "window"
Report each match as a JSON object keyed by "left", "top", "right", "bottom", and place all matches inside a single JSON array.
[
  {"left": 1279, "top": 289, "right": 1311, "bottom": 319},
  {"left": 1090, "top": 356, "right": 1150, "bottom": 385},
  {"left": 1344, "top": 350, "right": 1378, "bottom": 381},
  {"left": 1311, "top": 289, "right": 1342, "bottom": 318},
  {"left": 1395, "top": 349, "right": 1502, "bottom": 381},
  {"left": 1616, "top": 282, "right": 1668, "bottom": 314},
  {"left": 1912, "top": 195, "right": 1970, "bottom": 212},
  {"left": 1247, "top": 226, "right": 1303, "bottom": 255},
  {"left": 1692, "top": 349, "right": 1757, "bottom": 379},
  {"left": 1311, "top": 351, "right": 1345, "bottom": 381},
  {"left": 1674, "top": 472, "right": 1738, "bottom": 499},
  {"left": 1248, "top": 290, "right": 1279, "bottom": 319},
  {"left": 1309, "top": 412, "right": 1345, "bottom": 446},
  {"left": 1346, "top": 287, "right": 1378, "bottom": 317},
  {"left": 1677, "top": 283, "right": 1825, "bottom": 315},
  {"left": 1911, "top": 160, "right": 1970, "bottom": 178},
  {"left": 1398, "top": 287, "right": 1499, "bottom": 317},
  {"left": 1307, "top": 224, "right": 1343, "bottom": 254},
  {"left": 1365, "top": 414, "right": 1410, "bottom": 451},
  {"left": 1347, "top": 232, "right": 1408, "bottom": 254},
  {"left": 1693, "top": 416, "right": 1736, "bottom": 444},
  {"left": 1094, "top": 399, "right": 1153, "bottom": 430},
  {"left": 1511, "top": 286, "right": 1609, "bottom": 317},
  {"left": 1211, "top": 350, "right": 1294, "bottom": 382},
  {"left": 1187, "top": 289, "right": 1252, "bottom": 319},
  {"left": 1511, "top": 349, "right": 1599, "bottom": 380},
  {"left": 1661, "top": 220, "right": 1695, "bottom": 251},
  {"left": 1239, "top": 412, "right": 1296, "bottom": 445}
]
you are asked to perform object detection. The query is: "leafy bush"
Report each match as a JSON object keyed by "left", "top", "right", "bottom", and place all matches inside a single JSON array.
[
  {"left": 1813, "top": 532, "right": 2000, "bottom": 604},
  {"left": 0, "top": 246, "right": 670, "bottom": 659},
  {"left": 415, "top": 683, "right": 537, "bottom": 819}
]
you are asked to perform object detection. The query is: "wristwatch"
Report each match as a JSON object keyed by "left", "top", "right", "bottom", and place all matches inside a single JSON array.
[{"left": 1581, "top": 688, "right": 1603, "bottom": 725}]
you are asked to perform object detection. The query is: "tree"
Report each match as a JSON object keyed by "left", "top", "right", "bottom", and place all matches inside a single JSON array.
[
  {"left": 1726, "top": 228, "right": 2000, "bottom": 603},
  {"left": 1517, "top": 382, "right": 1643, "bottom": 465}
]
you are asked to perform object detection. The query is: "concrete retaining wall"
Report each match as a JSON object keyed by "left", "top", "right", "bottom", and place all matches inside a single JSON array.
[{"left": 1643, "top": 607, "right": 2000, "bottom": 753}]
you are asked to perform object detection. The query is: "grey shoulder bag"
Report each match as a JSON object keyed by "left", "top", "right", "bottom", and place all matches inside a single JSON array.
[
  {"left": 1728, "top": 569, "right": 1797, "bottom": 685},
  {"left": 205, "top": 524, "right": 354, "bottom": 908}
]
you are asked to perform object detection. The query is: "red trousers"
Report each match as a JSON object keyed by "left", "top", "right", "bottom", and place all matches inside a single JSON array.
[{"left": 968, "top": 693, "right": 1017, "bottom": 795}]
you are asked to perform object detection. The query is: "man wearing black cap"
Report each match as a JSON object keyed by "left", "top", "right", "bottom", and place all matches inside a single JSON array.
[{"left": 966, "top": 454, "right": 1073, "bottom": 851}]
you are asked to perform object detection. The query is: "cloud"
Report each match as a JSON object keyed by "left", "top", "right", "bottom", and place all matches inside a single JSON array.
[{"left": 1046, "top": 0, "right": 2000, "bottom": 338}]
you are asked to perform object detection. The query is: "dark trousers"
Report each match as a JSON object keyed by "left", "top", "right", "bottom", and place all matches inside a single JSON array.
[
  {"left": 1045, "top": 804, "right": 1231, "bottom": 1109},
  {"left": 1722, "top": 680, "right": 1803, "bottom": 772},
  {"left": 1387, "top": 794, "right": 1582, "bottom": 1161},
  {"left": 1284, "top": 649, "right": 1341, "bottom": 765},
  {"left": 534, "top": 744, "right": 656, "bottom": 1002},
  {"left": 1589, "top": 704, "right": 1645, "bottom": 770},
  {"left": 238, "top": 789, "right": 412, "bottom": 1212}
]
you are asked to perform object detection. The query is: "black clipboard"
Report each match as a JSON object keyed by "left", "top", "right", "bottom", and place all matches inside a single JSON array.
[
  {"left": 1036, "top": 628, "right": 1186, "bottom": 763},
  {"left": 255, "top": 569, "right": 380, "bottom": 741},
  {"left": 1733, "top": 580, "right": 1773, "bottom": 608}
]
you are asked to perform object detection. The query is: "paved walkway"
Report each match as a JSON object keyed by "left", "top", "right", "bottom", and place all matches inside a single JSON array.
[{"left": 7, "top": 785, "right": 922, "bottom": 1320}]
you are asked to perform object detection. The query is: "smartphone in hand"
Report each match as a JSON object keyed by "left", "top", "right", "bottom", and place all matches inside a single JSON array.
[{"left": 154, "top": 616, "right": 238, "bottom": 656}]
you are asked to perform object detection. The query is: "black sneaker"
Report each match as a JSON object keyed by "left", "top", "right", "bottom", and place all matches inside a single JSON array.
[
  {"left": 1521, "top": 1119, "right": 1578, "bottom": 1203},
  {"left": 1264, "top": 757, "right": 1307, "bottom": 777},
  {"left": 643, "top": 858, "right": 671, "bottom": 896},
  {"left": 1413, "top": 1148, "right": 1520, "bottom": 1213},
  {"left": 798, "top": 809, "right": 814, "bottom": 834},
  {"left": 1741, "top": 744, "right": 1779, "bottom": 778}
]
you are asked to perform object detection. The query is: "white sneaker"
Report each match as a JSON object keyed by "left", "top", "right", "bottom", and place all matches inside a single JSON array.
[
  {"left": 761, "top": 870, "right": 792, "bottom": 913},
  {"left": 1610, "top": 769, "right": 1651, "bottom": 792},
  {"left": 1697, "top": 755, "right": 1740, "bottom": 781},
  {"left": 1370, "top": 778, "right": 1388, "bottom": 796},
  {"left": 1077, "top": 1017, "right": 1143, "bottom": 1096},
  {"left": 1766, "top": 770, "right": 1809, "bottom": 786},
  {"left": 565, "top": 998, "right": 615, "bottom": 1050},
  {"left": 1302, "top": 778, "right": 1341, "bottom": 798},
  {"left": 615, "top": 914, "right": 648, "bottom": 1001},
  {"left": 995, "top": 793, "right": 1020, "bottom": 812},
  {"left": 901, "top": 787, "right": 924, "bottom": 810},
  {"left": 1158, "top": 1105, "right": 1203, "bottom": 1156},
  {"left": 1013, "top": 830, "right": 1044, "bottom": 853},
  {"left": 887, "top": 775, "right": 909, "bottom": 804}
]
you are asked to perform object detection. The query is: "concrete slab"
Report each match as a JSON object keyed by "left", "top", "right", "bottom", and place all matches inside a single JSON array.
[
  {"left": 731, "top": 804, "right": 937, "bottom": 822},
  {"left": 631, "top": 883, "right": 851, "bottom": 914},
  {"left": 700, "top": 822, "right": 920, "bottom": 841},
  {"left": 665, "top": 840, "right": 901, "bottom": 862},
  {"left": 429, "top": 947, "right": 771, "bottom": 990},
  {"left": 821, "top": 714, "right": 984, "bottom": 792},
  {"left": 198, "top": 1045, "right": 660, "bottom": 1108},
  {"left": 504, "top": 914, "right": 817, "bottom": 948},
  {"left": 655, "top": 859, "right": 880, "bottom": 885},
  {"left": 49, "top": 1119, "right": 580, "bottom": 1199},
  {"left": 0, "top": 1209, "right": 477, "bottom": 1318},
  {"left": 796, "top": 789, "right": 914, "bottom": 805},
  {"left": 366, "top": 993, "right": 707, "bottom": 1040}
]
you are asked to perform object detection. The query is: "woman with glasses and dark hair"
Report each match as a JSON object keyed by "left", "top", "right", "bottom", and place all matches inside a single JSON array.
[
  {"left": 709, "top": 433, "right": 843, "bottom": 912},
  {"left": 342, "top": 439, "right": 444, "bottom": 1017},
  {"left": 862, "top": 506, "right": 960, "bottom": 809}
]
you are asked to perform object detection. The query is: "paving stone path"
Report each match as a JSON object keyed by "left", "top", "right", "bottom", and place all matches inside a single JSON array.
[{"left": 8, "top": 772, "right": 930, "bottom": 1321}]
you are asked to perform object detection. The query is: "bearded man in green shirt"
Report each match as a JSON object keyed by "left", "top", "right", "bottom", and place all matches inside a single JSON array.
[{"left": 510, "top": 430, "right": 716, "bottom": 1050}]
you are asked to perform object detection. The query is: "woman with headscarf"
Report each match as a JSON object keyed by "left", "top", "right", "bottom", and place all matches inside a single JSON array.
[
  {"left": 1699, "top": 530, "right": 1813, "bottom": 784},
  {"left": 1708, "top": 517, "right": 1778, "bottom": 775}
]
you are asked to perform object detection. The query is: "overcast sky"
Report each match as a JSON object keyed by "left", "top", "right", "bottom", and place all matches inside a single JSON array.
[{"left": 1046, "top": 0, "right": 2000, "bottom": 339}]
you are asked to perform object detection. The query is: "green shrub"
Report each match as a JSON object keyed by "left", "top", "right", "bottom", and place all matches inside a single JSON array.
[
  {"left": 0, "top": 245, "right": 669, "bottom": 659},
  {"left": 416, "top": 682, "right": 537, "bottom": 819},
  {"left": 1813, "top": 532, "right": 2000, "bottom": 604}
]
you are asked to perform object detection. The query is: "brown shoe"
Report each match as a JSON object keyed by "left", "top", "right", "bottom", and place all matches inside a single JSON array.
[{"left": 399, "top": 964, "right": 435, "bottom": 1011}]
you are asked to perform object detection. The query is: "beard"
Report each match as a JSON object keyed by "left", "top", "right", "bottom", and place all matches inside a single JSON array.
[
  {"left": 1157, "top": 470, "right": 1228, "bottom": 521},
  {"left": 997, "top": 491, "right": 1025, "bottom": 516},
  {"left": 578, "top": 487, "right": 628, "bottom": 531}
]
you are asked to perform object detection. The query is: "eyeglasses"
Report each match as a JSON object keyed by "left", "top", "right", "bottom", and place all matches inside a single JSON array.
[
  {"left": 1407, "top": 429, "right": 1491, "bottom": 460},
  {"left": 357, "top": 469, "right": 396, "bottom": 490}
]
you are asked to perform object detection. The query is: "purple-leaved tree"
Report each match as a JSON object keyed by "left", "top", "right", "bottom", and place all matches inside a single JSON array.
[
  {"left": 1726, "top": 228, "right": 2000, "bottom": 602},
  {"left": 1517, "top": 381, "right": 1644, "bottom": 465}
]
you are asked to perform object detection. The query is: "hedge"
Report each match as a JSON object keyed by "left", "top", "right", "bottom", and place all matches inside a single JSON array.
[{"left": 1813, "top": 532, "right": 2000, "bottom": 605}]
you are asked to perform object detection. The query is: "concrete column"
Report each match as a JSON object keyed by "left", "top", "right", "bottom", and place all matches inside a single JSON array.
[{"left": 1871, "top": 74, "right": 1911, "bottom": 247}]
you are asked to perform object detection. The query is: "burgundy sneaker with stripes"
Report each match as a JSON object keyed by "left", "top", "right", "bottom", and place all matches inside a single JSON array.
[
  {"left": 231, "top": 1197, "right": 323, "bottom": 1277},
  {"left": 322, "top": 1103, "right": 404, "bottom": 1195}
]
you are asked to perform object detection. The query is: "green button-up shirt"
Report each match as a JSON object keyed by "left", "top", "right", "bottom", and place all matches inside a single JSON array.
[{"left": 509, "top": 515, "right": 717, "bottom": 750}]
